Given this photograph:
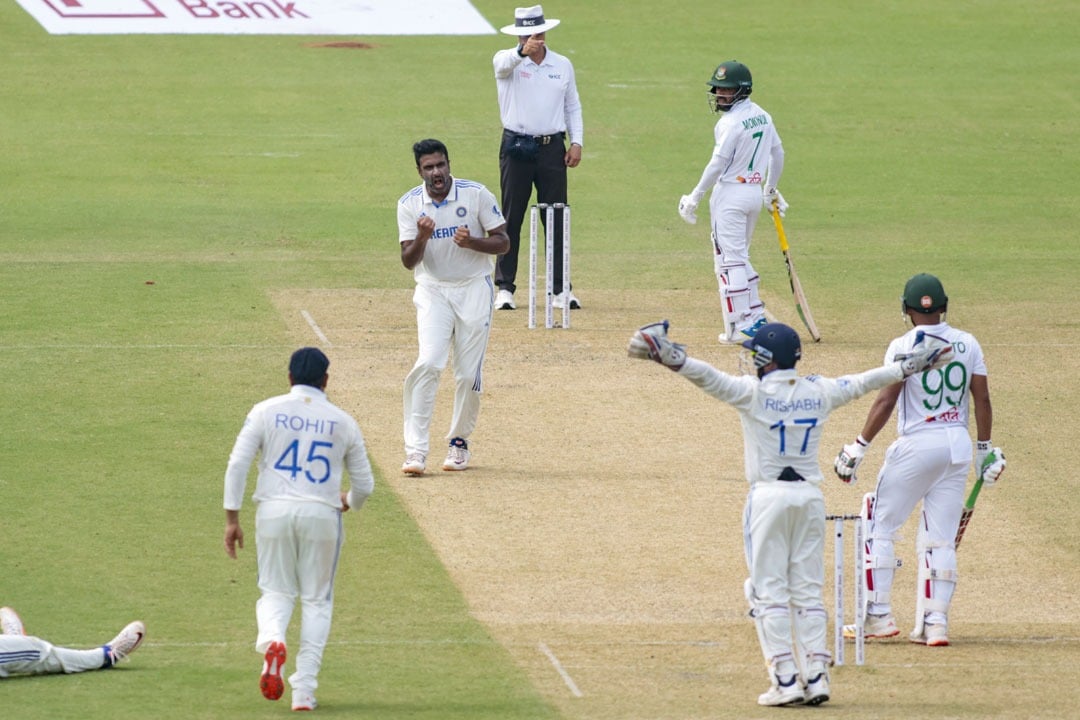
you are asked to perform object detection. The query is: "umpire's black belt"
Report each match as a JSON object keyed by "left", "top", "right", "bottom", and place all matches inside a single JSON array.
[{"left": 503, "top": 128, "right": 565, "bottom": 145}]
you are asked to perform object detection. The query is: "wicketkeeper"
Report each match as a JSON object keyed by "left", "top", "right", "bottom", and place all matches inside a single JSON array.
[
  {"left": 833, "top": 273, "right": 1005, "bottom": 646},
  {"left": 629, "top": 320, "right": 951, "bottom": 707}
]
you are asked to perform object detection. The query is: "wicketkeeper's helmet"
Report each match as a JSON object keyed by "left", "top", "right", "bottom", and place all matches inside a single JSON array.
[
  {"left": 902, "top": 273, "right": 949, "bottom": 315},
  {"left": 742, "top": 323, "right": 801, "bottom": 370},
  {"left": 707, "top": 60, "right": 753, "bottom": 112}
]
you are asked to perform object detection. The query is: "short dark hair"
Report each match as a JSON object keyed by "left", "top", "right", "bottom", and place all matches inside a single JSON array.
[
  {"left": 289, "top": 347, "right": 329, "bottom": 387},
  {"left": 413, "top": 138, "right": 449, "bottom": 167}
]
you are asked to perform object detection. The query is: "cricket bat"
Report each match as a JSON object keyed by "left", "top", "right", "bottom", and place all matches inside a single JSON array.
[
  {"left": 954, "top": 472, "right": 988, "bottom": 548},
  {"left": 769, "top": 207, "right": 822, "bottom": 342}
]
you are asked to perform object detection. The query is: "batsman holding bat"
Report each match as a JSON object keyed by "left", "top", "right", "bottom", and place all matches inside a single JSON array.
[
  {"left": 833, "top": 274, "right": 1005, "bottom": 647},
  {"left": 677, "top": 60, "right": 786, "bottom": 344}
]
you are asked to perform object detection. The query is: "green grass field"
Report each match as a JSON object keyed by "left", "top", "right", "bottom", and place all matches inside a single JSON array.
[{"left": 1, "top": 0, "right": 1077, "bottom": 717}]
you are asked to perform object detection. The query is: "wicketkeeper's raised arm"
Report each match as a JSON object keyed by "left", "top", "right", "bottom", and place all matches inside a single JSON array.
[
  {"left": 627, "top": 320, "right": 754, "bottom": 405},
  {"left": 833, "top": 339, "right": 956, "bottom": 483}
]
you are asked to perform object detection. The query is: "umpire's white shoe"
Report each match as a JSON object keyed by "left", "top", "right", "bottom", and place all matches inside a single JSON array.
[
  {"left": 442, "top": 437, "right": 470, "bottom": 471},
  {"left": 0, "top": 607, "right": 25, "bottom": 635},
  {"left": 552, "top": 291, "right": 580, "bottom": 310},
  {"left": 402, "top": 452, "right": 426, "bottom": 475},
  {"left": 495, "top": 289, "right": 516, "bottom": 310},
  {"left": 104, "top": 620, "right": 145, "bottom": 667}
]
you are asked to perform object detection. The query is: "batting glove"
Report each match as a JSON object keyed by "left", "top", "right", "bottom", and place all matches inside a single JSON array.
[
  {"left": 977, "top": 441, "right": 1006, "bottom": 486},
  {"left": 763, "top": 187, "right": 788, "bottom": 217},
  {"left": 628, "top": 320, "right": 687, "bottom": 371},
  {"left": 834, "top": 435, "right": 870, "bottom": 484},
  {"left": 678, "top": 195, "right": 698, "bottom": 225}
]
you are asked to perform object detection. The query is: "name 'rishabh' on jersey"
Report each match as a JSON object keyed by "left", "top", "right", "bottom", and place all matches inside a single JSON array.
[
  {"left": 397, "top": 178, "right": 505, "bottom": 286},
  {"left": 885, "top": 323, "right": 987, "bottom": 435}
]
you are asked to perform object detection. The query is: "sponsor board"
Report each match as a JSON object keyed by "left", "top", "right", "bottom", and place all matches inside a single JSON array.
[{"left": 14, "top": 0, "right": 496, "bottom": 35}]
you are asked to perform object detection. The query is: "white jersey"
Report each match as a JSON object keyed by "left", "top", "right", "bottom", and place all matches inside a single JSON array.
[
  {"left": 690, "top": 98, "right": 784, "bottom": 199},
  {"left": 679, "top": 359, "right": 904, "bottom": 485},
  {"left": 223, "top": 384, "right": 374, "bottom": 511},
  {"left": 397, "top": 178, "right": 505, "bottom": 286},
  {"left": 884, "top": 323, "right": 987, "bottom": 436}
]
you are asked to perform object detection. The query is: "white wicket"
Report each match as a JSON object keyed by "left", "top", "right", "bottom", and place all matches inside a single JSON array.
[
  {"left": 528, "top": 203, "right": 571, "bottom": 329},
  {"left": 827, "top": 513, "right": 866, "bottom": 666}
]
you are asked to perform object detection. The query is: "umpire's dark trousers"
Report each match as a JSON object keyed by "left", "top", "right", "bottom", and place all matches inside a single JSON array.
[{"left": 496, "top": 129, "right": 570, "bottom": 294}]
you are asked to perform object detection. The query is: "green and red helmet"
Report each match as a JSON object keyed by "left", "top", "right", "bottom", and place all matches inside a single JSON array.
[{"left": 707, "top": 60, "right": 753, "bottom": 112}]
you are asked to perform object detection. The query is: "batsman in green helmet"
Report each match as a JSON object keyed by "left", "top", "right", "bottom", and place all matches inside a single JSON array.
[
  {"left": 677, "top": 60, "right": 788, "bottom": 344},
  {"left": 833, "top": 273, "right": 1005, "bottom": 648}
]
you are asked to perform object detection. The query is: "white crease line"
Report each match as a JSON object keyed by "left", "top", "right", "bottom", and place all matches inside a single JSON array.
[
  {"left": 301, "top": 310, "right": 332, "bottom": 347},
  {"left": 538, "top": 641, "right": 583, "bottom": 698}
]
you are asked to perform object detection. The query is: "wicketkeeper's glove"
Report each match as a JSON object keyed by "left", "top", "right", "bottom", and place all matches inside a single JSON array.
[
  {"left": 834, "top": 435, "right": 870, "bottom": 484},
  {"left": 628, "top": 320, "right": 687, "bottom": 371},
  {"left": 898, "top": 338, "right": 953, "bottom": 377}
]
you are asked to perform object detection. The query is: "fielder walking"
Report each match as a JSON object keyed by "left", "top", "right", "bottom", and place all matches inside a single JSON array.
[
  {"left": 223, "top": 347, "right": 374, "bottom": 711},
  {"left": 0, "top": 606, "right": 144, "bottom": 678},
  {"left": 678, "top": 60, "right": 786, "bottom": 344},
  {"left": 628, "top": 320, "right": 951, "bottom": 706},
  {"left": 833, "top": 273, "right": 1005, "bottom": 646},
  {"left": 398, "top": 139, "right": 509, "bottom": 474},
  {"left": 492, "top": 4, "right": 583, "bottom": 312}
]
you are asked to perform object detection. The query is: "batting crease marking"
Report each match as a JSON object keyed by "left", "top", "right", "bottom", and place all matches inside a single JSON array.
[
  {"left": 301, "top": 310, "right": 332, "bottom": 347},
  {"left": 538, "top": 641, "right": 583, "bottom": 698}
]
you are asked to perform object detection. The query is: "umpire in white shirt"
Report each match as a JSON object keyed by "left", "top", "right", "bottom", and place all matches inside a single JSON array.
[
  {"left": 223, "top": 347, "right": 374, "bottom": 711},
  {"left": 492, "top": 5, "right": 584, "bottom": 312}
]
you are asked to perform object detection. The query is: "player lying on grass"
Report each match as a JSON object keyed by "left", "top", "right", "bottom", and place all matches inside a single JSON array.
[{"left": 0, "top": 606, "right": 144, "bottom": 678}]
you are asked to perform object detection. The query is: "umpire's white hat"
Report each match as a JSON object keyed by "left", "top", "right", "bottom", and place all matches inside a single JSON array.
[{"left": 500, "top": 5, "right": 561, "bottom": 35}]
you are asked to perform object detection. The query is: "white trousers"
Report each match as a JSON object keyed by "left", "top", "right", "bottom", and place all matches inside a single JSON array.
[
  {"left": 868, "top": 428, "right": 969, "bottom": 621},
  {"left": 743, "top": 481, "right": 828, "bottom": 665},
  {"left": 404, "top": 276, "right": 494, "bottom": 456},
  {"left": 255, "top": 500, "right": 343, "bottom": 695},
  {"left": 709, "top": 183, "right": 765, "bottom": 328},
  {"left": 0, "top": 636, "right": 106, "bottom": 677}
]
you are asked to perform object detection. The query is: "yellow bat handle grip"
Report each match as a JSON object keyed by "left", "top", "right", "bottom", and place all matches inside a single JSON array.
[{"left": 770, "top": 205, "right": 790, "bottom": 252}]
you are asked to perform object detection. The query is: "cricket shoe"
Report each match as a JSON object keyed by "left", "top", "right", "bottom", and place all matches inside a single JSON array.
[
  {"left": 402, "top": 452, "right": 426, "bottom": 476},
  {"left": 442, "top": 437, "right": 470, "bottom": 471},
  {"left": 104, "top": 620, "right": 145, "bottom": 667},
  {"left": 740, "top": 317, "right": 768, "bottom": 339},
  {"left": 495, "top": 289, "right": 516, "bottom": 310},
  {"left": 844, "top": 612, "right": 900, "bottom": 640},
  {"left": 292, "top": 690, "right": 318, "bottom": 711},
  {"left": 0, "top": 607, "right": 25, "bottom": 635},
  {"left": 911, "top": 623, "right": 949, "bottom": 647},
  {"left": 804, "top": 669, "right": 831, "bottom": 706},
  {"left": 758, "top": 677, "right": 805, "bottom": 707},
  {"left": 260, "top": 641, "right": 287, "bottom": 701},
  {"left": 552, "top": 291, "right": 581, "bottom": 310}
]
